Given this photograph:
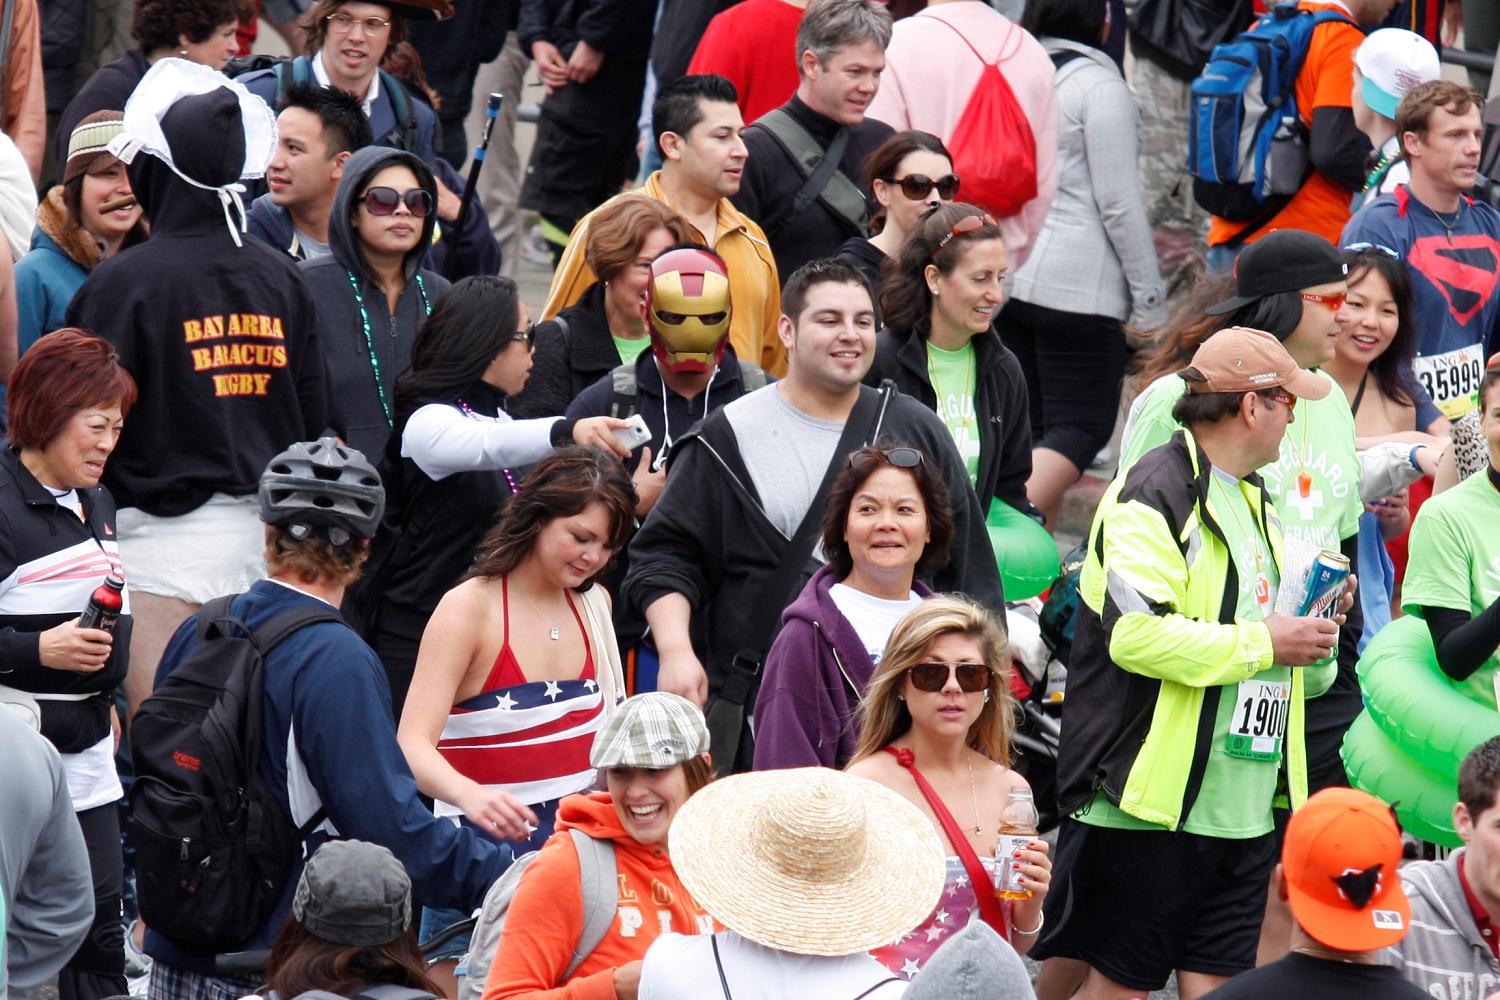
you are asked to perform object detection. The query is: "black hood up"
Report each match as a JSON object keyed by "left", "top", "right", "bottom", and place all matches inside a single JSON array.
[{"left": 128, "top": 87, "right": 249, "bottom": 237}]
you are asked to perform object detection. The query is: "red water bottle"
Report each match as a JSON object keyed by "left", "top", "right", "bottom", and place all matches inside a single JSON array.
[{"left": 78, "top": 575, "right": 124, "bottom": 633}]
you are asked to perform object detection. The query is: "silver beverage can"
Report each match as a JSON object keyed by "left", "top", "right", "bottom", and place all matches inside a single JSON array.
[{"left": 1297, "top": 550, "right": 1350, "bottom": 620}]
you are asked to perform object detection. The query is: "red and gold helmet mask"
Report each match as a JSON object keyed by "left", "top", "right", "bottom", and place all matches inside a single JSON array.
[{"left": 646, "top": 247, "right": 732, "bottom": 374}]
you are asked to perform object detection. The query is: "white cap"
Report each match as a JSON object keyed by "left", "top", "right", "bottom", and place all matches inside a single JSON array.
[{"left": 1355, "top": 28, "right": 1441, "bottom": 120}]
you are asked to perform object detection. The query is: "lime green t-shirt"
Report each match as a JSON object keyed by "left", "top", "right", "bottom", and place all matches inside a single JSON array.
[
  {"left": 1119, "top": 371, "right": 1362, "bottom": 554},
  {"left": 1075, "top": 468, "right": 1286, "bottom": 838},
  {"left": 927, "top": 342, "right": 980, "bottom": 486},
  {"left": 1403, "top": 468, "right": 1500, "bottom": 708},
  {"left": 613, "top": 334, "right": 652, "bottom": 367}
]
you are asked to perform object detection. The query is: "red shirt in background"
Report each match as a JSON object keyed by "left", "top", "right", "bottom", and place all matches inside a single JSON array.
[
  {"left": 235, "top": 0, "right": 260, "bottom": 55},
  {"left": 687, "top": 0, "right": 805, "bottom": 125}
]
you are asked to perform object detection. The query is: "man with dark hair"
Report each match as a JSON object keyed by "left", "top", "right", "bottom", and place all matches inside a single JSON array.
[
  {"left": 1385, "top": 735, "right": 1500, "bottom": 997},
  {"left": 1035, "top": 326, "right": 1352, "bottom": 999},
  {"left": 733, "top": 0, "right": 894, "bottom": 279},
  {"left": 144, "top": 439, "right": 507, "bottom": 1000},
  {"left": 623, "top": 256, "right": 1002, "bottom": 772},
  {"left": 543, "top": 73, "right": 785, "bottom": 375},
  {"left": 248, "top": 82, "right": 373, "bottom": 261},
  {"left": 1342, "top": 79, "right": 1500, "bottom": 422}
]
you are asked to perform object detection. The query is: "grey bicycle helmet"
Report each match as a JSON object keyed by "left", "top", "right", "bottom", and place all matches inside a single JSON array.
[{"left": 258, "top": 437, "right": 385, "bottom": 545}]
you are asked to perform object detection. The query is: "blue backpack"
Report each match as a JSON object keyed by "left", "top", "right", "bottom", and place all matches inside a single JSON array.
[{"left": 1188, "top": 1, "right": 1357, "bottom": 227}]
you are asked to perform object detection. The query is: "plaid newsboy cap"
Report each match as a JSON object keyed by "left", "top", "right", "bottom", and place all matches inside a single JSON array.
[{"left": 589, "top": 691, "right": 710, "bottom": 769}]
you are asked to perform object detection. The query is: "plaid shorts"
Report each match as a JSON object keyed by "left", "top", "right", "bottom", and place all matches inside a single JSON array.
[{"left": 148, "top": 962, "right": 261, "bottom": 1000}]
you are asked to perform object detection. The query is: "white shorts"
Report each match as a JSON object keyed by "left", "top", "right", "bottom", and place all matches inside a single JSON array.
[{"left": 116, "top": 493, "right": 266, "bottom": 605}]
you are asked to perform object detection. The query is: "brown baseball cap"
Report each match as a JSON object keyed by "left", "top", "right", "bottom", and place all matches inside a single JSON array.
[{"left": 1179, "top": 327, "right": 1331, "bottom": 401}]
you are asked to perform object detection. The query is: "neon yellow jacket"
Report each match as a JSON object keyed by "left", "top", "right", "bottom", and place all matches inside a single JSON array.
[{"left": 1058, "top": 429, "right": 1336, "bottom": 830}]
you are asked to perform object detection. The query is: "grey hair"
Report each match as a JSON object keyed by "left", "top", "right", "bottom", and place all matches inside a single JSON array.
[{"left": 795, "top": 0, "right": 893, "bottom": 73}]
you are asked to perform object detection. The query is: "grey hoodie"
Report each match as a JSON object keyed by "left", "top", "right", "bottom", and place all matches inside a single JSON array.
[
  {"left": 905, "top": 922, "right": 1035, "bottom": 1000},
  {"left": 1384, "top": 850, "right": 1500, "bottom": 1000},
  {"left": 0, "top": 711, "right": 92, "bottom": 998},
  {"left": 298, "top": 147, "right": 450, "bottom": 460}
]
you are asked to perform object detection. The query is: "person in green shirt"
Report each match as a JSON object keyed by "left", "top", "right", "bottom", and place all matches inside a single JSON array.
[
  {"left": 1032, "top": 326, "right": 1353, "bottom": 1000},
  {"left": 866, "top": 203, "right": 1037, "bottom": 520},
  {"left": 510, "top": 195, "right": 690, "bottom": 418},
  {"left": 1405, "top": 361, "right": 1500, "bottom": 708},
  {"left": 1118, "top": 230, "right": 1364, "bottom": 798}
]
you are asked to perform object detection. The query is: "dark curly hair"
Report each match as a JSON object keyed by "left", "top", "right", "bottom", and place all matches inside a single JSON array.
[
  {"left": 820, "top": 442, "right": 954, "bottom": 581},
  {"left": 132, "top": 0, "right": 252, "bottom": 53}
]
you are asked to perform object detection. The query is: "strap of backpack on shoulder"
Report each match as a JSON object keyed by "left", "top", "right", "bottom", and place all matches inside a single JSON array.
[
  {"left": 609, "top": 364, "right": 639, "bottom": 420},
  {"left": 753, "top": 108, "right": 868, "bottom": 239},
  {"left": 566, "top": 828, "right": 618, "bottom": 979}
]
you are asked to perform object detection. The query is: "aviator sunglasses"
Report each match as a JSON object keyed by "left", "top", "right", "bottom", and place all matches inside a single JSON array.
[
  {"left": 361, "top": 186, "right": 433, "bottom": 218},
  {"left": 907, "top": 662, "right": 992, "bottom": 693},
  {"left": 880, "top": 172, "right": 961, "bottom": 201}
]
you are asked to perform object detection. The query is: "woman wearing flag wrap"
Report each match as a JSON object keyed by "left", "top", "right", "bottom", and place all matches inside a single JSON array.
[{"left": 396, "top": 446, "right": 635, "bottom": 977}]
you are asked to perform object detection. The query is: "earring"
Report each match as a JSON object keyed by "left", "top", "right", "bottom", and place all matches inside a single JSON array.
[
  {"left": 897, "top": 694, "right": 905, "bottom": 702},
  {"left": 932, "top": 287, "right": 941, "bottom": 296},
  {"left": 983, "top": 692, "right": 991, "bottom": 703},
  {"left": 179, "top": 48, "right": 189, "bottom": 55}
]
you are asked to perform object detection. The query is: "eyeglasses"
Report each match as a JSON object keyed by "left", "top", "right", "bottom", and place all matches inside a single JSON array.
[
  {"left": 1260, "top": 389, "right": 1297, "bottom": 411},
  {"left": 847, "top": 446, "right": 924, "bottom": 470},
  {"left": 360, "top": 186, "right": 433, "bottom": 218},
  {"left": 510, "top": 322, "right": 536, "bottom": 348},
  {"left": 1342, "top": 242, "right": 1400, "bottom": 260},
  {"left": 907, "top": 662, "right": 992, "bottom": 693},
  {"left": 324, "top": 11, "right": 392, "bottom": 34},
  {"left": 881, "top": 173, "right": 961, "bottom": 201},
  {"left": 1299, "top": 291, "right": 1346, "bottom": 312},
  {"left": 933, "top": 213, "right": 997, "bottom": 257}
]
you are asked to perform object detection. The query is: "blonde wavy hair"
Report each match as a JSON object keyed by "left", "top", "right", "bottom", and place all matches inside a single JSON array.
[{"left": 848, "top": 596, "right": 1016, "bottom": 767}]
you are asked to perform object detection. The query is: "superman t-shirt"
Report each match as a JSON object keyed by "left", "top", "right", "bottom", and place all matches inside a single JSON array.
[{"left": 1342, "top": 185, "right": 1500, "bottom": 420}]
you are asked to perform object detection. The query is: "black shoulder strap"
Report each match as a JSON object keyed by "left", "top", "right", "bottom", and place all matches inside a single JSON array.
[
  {"left": 850, "top": 980, "right": 902, "bottom": 1000},
  {"left": 377, "top": 70, "right": 418, "bottom": 152},
  {"left": 608, "top": 364, "right": 639, "bottom": 419},
  {"left": 711, "top": 934, "right": 734, "bottom": 1000},
  {"left": 252, "top": 602, "right": 344, "bottom": 652},
  {"left": 1049, "top": 50, "right": 1086, "bottom": 70},
  {"left": 197, "top": 594, "right": 239, "bottom": 642}
]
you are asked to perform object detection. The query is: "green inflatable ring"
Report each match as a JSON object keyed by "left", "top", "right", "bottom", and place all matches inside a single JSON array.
[
  {"left": 1341, "top": 615, "right": 1500, "bottom": 845},
  {"left": 1356, "top": 616, "right": 1500, "bottom": 773},
  {"left": 1343, "top": 711, "right": 1462, "bottom": 846},
  {"left": 986, "top": 500, "right": 1060, "bottom": 602}
]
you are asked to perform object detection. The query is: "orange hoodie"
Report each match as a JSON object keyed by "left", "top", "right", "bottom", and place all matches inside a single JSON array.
[{"left": 481, "top": 791, "right": 714, "bottom": 1000}]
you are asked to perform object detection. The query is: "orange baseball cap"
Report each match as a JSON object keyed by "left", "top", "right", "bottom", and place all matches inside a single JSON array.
[
  {"left": 1179, "top": 327, "right": 1331, "bottom": 401},
  {"left": 1283, "top": 787, "right": 1411, "bottom": 952}
]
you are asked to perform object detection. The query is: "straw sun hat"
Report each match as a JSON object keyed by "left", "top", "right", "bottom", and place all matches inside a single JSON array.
[{"left": 668, "top": 767, "right": 946, "bottom": 957}]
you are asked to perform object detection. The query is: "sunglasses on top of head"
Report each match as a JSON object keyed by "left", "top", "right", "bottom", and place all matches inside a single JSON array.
[
  {"left": 360, "top": 186, "right": 433, "bottom": 219},
  {"left": 906, "top": 662, "right": 992, "bottom": 693}
]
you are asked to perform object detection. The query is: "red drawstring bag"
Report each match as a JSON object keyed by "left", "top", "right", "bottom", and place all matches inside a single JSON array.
[{"left": 927, "top": 16, "right": 1039, "bottom": 219}]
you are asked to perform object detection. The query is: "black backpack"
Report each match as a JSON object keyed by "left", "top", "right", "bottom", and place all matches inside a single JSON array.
[{"left": 129, "top": 595, "right": 341, "bottom": 952}]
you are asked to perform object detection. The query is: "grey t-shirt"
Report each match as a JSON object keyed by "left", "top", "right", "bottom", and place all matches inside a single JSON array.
[
  {"left": 294, "top": 227, "right": 331, "bottom": 261},
  {"left": 723, "top": 384, "right": 844, "bottom": 538}
]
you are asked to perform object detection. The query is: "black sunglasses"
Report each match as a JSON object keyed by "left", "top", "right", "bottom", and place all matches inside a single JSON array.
[
  {"left": 907, "top": 662, "right": 992, "bottom": 693},
  {"left": 881, "top": 173, "right": 961, "bottom": 201},
  {"left": 511, "top": 322, "right": 536, "bottom": 348},
  {"left": 361, "top": 186, "right": 433, "bottom": 218},
  {"left": 847, "top": 446, "right": 924, "bottom": 470}
]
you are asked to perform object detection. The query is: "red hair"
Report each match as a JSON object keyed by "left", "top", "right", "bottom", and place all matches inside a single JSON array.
[{"left": 8, "top": 329, "right": 137, "bottom": 450}]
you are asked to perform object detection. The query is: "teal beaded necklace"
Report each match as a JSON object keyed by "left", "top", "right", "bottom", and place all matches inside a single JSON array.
[{"left": 346, "top": 270, "right": 431, "bottom": 427}]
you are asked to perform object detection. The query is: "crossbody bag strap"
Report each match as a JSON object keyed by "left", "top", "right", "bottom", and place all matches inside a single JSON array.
[
  {"left": 711, "top": 934, "right": 734, "bottom": 1000},
  {"left": 754, "top": 109, "right": 865, "bottom": 238},
  {"left": 882, "top": 747, "right": 1011, "bottom": 939},
  {"left": 850, "top": 980, "right": 902, "bottom": 999}
]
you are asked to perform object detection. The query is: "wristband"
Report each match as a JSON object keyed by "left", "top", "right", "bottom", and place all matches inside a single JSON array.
[{"left": 1409, "top": 445, "right": 1424, "bottom": 473}]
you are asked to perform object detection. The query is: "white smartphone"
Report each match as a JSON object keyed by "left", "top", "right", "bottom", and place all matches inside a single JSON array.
[{"left": 612, "top": 413, "right": 652, "bottom": 451}]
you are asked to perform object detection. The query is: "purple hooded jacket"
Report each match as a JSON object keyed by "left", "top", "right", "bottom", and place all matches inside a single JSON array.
[{"left": 753, "top": 564, "right": 934, "bottom": 770}]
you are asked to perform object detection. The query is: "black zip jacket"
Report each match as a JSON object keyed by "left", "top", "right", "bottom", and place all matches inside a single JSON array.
[
  {"left": 0, "top": 448, "right": 132, "bottom": 753},
  {"left": 865, "top": 325, "right": 1035, "bottom": 517},
  {"left": 623, "top": 383, "right": 1004, "bottom": 693},
  {"left": 508, "top": 281, "right": 618, "bottom": 419},
  {"left": 67, "top": 86, "right": 330, "bottom": 516}
]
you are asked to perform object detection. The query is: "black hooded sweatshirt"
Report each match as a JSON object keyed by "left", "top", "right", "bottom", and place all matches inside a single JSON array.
[{"left": 68, "top": 87, "right": 330, "bottom": 517}]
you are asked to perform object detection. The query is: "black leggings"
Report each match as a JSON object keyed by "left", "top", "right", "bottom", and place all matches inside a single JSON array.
[
  {"left": 59, "top": 801, "right": 126, "bottom": 1000},
  {"left": 1000, "top": 297, "right": 1127, "bottom": 471}
]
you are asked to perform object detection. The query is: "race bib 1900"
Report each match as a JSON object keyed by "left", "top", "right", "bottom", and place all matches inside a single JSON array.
[
  {"left": 1226, "top": 678, "right": 1290, "bottom": 761},
  {"left": 1412, "top": 344, "right": 1483, "bottom": 421}
]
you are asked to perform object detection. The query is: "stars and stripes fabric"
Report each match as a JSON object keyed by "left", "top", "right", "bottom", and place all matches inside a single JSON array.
[
  {"left": 434, "top": 670, "right": 606, "bottom": 835},
  {"left": 871, "top": 857, "right": 1004, "bottom": 979}
]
